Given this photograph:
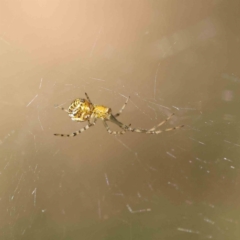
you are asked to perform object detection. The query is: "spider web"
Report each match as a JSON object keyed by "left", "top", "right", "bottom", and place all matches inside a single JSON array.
[{"left": 0, "top": 1, "right": 240, "bottom": 239}]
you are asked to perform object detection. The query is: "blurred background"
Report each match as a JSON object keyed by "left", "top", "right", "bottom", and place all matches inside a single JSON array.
[{"left": 0, "top": 0, "right": 240, "bottom": 239}]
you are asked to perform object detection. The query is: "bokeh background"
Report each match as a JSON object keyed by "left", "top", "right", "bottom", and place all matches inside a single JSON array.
[{"left": 1, "top": 0, "right": 240, "bottom": 239}]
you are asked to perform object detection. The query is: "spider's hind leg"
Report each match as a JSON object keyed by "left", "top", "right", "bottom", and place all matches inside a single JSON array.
[
  {"left": 103, "top": 121, "right": 126, "bottom": 135},
  {"left": 126, "top": 113, "right": 184, "bottom": 134},
  {"left": 150, "top": 113, "right": 184, "bottom": 133},
  {"left": 149, "top": 113, "right": 174, "bottom": 131},
  {"left": 109, "top": 114, "right": 130, "bottom": 131}
]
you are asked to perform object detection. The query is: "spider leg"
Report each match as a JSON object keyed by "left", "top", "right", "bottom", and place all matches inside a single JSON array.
[
  {"left": 54, "top": 114, "right": 97, "bottom": 137},
  {"left": 55, "top": 105, "right": 71, "bottom": 114},
  {"left": 54, "top": 123, "right": 95, "bottom": 137},
  {"left": 109, "top": 114, "right": 130, "bottom": 130},
  {"left": 148, "top": 113, "right": 184, "bottom": 133},
  {"left": 154, "top": 125, "right": 184, "bottom": 134},
  {"left": 85, "top": 92, "right": 92, "bottom": 104},
  {"left": 110, "top": 112, "right": 183, "bottom": 135},
  {"left": 148, "top": 113, "right": 174, "bottom": 131},
  {"left": 114, "top": 96, "right": 130, "bottom": 117},
  {"left": 103, "top": 121, "right": 126, "bottom": 135},
  {"left": 71, "top": 117, "right": 85, "bottom": 122},
  {"left": 127, "top": 124, "right": 184, "bottom": 134}
]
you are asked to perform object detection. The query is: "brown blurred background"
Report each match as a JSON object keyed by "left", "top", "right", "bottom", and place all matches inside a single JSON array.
[{"left": 1, "top": 0, "right": 240, "bottom": 239}]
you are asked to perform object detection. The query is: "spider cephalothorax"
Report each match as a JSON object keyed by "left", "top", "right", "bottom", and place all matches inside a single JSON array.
[{"left": 54, "top": 93, "right": 183, "bottom": 137}]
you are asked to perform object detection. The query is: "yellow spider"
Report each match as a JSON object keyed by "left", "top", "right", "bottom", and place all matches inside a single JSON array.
[{"left": 54, "top": 93, "right": 184, "bottom": 137}]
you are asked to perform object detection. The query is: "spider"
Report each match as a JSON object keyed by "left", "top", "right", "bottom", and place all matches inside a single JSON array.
[{"left": 54, "top": 93, "right": 184, "bottom": 137}]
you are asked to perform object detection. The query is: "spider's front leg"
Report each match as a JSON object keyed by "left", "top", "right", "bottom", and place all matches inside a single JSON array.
[
  {"left": 54, "top": 114, "right": 97, "bottom": 137},
  {"left": 85, "top": 92, "right": 92, "bottom": 104},
  {"left": 55, "top": 105, "right": 71, "bottom": 114}
]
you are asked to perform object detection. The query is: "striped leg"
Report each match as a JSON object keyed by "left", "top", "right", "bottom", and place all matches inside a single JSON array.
[
  {"left": 114, "top": 96, "right": 130, "bottom": 117},
  {"left": 54, "top": 123, "right": 95, "bottom": 137},
  {"left": 103, "top": 121, "right": 126, "bottom": 135},
  {"left": 127, "top": 124, "right": 184, "bottom": 134},
  {"left": 148, "top": 113, "right": 174, "bottom": 131},
  {"left": 148, "top": 113, "right": 184, "bottom": 133},
  {"left": 54, "top": 115, "right": 97, "bottom": 137},
  {"left": 61, "top": 107, "right": 70, "bottom": 113},
  {"left": 55, "top": 105, "right": 70, "bottom": 113},
  {"left": 56, "top": 107, "right": 85, "bottom": 122},
  {"left": 155, "top": 124, "right": 184, "bottom": 134},
  {"left": 109, "top": 112, "right": 183, "bottom": 135},
  {"left": 85, "top": 92, "right": 92, "bottom": 104},
  {"left": 125, "top": 114, "right": 184, "bottom": 134}
]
